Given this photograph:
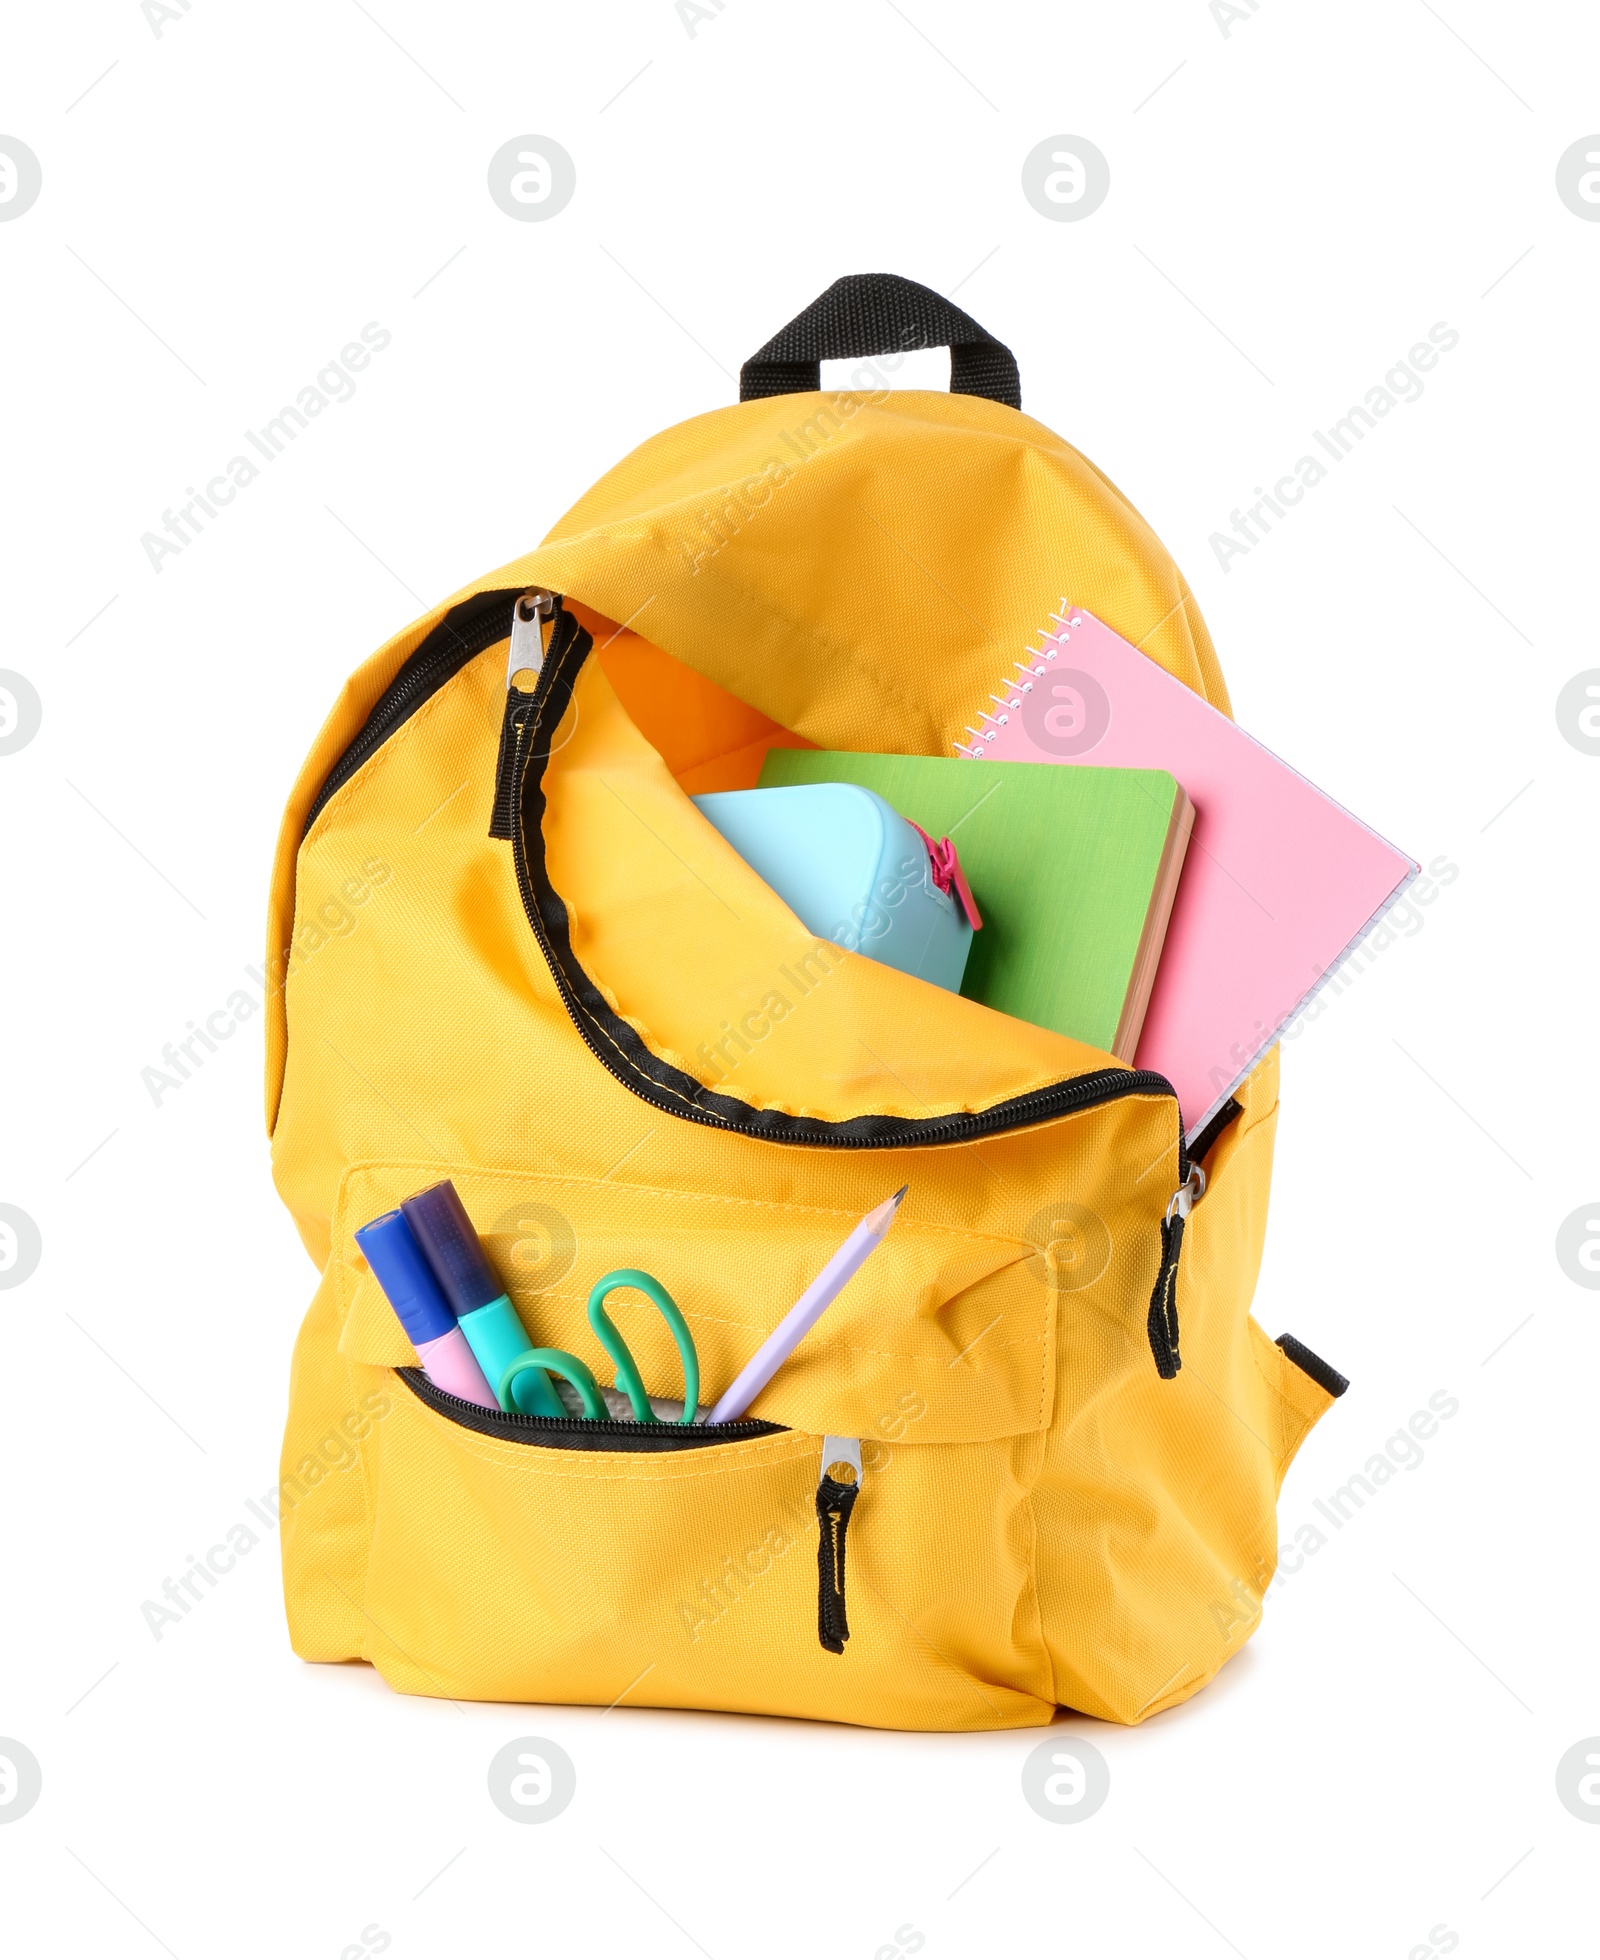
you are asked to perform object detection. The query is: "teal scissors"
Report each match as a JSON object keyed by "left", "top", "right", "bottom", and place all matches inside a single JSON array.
[{"left": 499, "top": 1268, "right": 700, "bottom": 1424}]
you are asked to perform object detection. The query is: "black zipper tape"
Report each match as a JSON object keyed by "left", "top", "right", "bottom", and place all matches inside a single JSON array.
[
  {"left": 398, "top": 1366, "right": 784, "bottom": 1451},
  {"left": 489, "top": 604, "right": 592, "bottom": 840},
  {"left": 1186, "top": 1097, "right": 1243, "bottom": 1168},
  {"left": 302, "top": 588, "right": 525, "bottom": 840},
  {"left": 488, "top": 684, "right": 538, "bottom": 844}
]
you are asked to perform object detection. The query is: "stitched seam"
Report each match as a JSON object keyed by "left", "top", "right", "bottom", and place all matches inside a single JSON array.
[
  {"left": 1283, "top": 1408, "right": 1311, "bottom": 1459},
  {"left": 343, "top": 1162, "right": 1057, "bottom": 1249},
  {"left": 1019, "top": 1431, "right": 1056, "bottom": 1706},
  {"left": 1248, "top": 1324, "right": 1327, "bottom": 1425},
  {"left": 1248, "top": 1330, "right": 1309, "bottom": 1465},
  {"left": 325, "top": 1171, "right": 380, "bottom": 1654},
  {"left": 561, "top": 982, "right": 714, "bottom": 1113},
  {"left": 347, "top": 1360, "right": 379, "bottom": 1661}
]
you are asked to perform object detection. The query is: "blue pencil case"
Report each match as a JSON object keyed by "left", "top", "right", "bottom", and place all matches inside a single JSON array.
[{"left": 692, "top": 783, "right": 980, "bottom": 992}]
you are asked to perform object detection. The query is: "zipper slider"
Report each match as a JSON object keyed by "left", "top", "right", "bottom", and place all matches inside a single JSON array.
[
  {"left": 506, "top": 589, "right": 555, "bottom": 691},
  {"left": 1149, "top": 1166, "right": 1204, "bottom": 1380},
  {"left": 816, "top": 1436, "right": 862, "bottom": 1655},
  {"left": 1165, "top": 1163, "right": 1206, "bottom": 1223},
  {"left": 491, "top": 590, "right": 559, "bottom": 841}
]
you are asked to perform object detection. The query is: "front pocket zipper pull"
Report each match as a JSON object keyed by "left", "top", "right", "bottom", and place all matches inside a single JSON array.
[
  {"left": 1148, "top": 1164, "right": 1205, "bottom": 1380},
  {"left": 491, "top": 591, "right": 560, "bottom": 841},
  {"left": 816, "top": 1436, "right": 862, "bottom": 1655}
]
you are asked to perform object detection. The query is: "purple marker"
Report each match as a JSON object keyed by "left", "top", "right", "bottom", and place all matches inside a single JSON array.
[
  {"left": 355, "top": 1208, "right": 496, "bottom": 1408},
  {"left": 402, "top": 1180, "right": 566, "bottom": 1418}
]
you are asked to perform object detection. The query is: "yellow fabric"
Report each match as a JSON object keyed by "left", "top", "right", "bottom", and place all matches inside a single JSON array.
[{"left": 270, "top": 387, "right": 1333, "bottom": 1730}]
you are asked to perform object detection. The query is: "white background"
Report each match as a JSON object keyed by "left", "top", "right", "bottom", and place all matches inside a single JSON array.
[{"left": 3, "top": 1, "right": 1597, "bottom": 1954}]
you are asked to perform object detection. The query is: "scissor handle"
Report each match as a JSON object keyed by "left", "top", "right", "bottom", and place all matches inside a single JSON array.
[
  {"left": 586, "top": 1269, "right": 699, "bottom": 1425},
  {"left": 499, "top": 1347, "right": 607, "bottom": 1421}
]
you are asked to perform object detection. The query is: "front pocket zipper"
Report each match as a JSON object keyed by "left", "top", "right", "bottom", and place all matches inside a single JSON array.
[
  {"left": 398, "top": 1366, "right": 782, "bottom": 1452},
  {"left": 401, "top": 1369, "right": 860, "bottom": 1655},
  {"left": 816, "top": 1437, "right": 862, "bottom": 1655}
]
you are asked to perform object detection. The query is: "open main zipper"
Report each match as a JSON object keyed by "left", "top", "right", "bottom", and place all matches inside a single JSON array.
[
  {"left": 303, "top": 591, "right": 1201, "bottom": 1380},
  {"left": 302, "top": 588, "right": 1189, "bottom": 1160},
  {"left": 501, "top": 595, "right": 1190, "bottom": 1159}
]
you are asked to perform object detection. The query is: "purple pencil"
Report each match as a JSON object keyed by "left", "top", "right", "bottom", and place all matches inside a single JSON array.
[{"left": 709, "top": 1187, "right": 908, "bottom": 1425}]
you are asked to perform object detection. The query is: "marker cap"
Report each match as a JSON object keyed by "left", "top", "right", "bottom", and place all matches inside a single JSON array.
[
  {"left": 354, "top": 1209, "right": 457, "bottom": 1347},
  {"left": 401, "top": 1179, "right": 502, "bottom": 1317}
]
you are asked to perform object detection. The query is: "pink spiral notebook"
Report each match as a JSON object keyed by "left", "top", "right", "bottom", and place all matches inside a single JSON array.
[{"left": 957, "top": 601, "right": 1417, "bottom": 1140}]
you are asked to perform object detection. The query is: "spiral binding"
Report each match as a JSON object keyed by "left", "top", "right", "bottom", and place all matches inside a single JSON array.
[{"left": 953, "top": 598, "right": 1086, "bottom": 758}]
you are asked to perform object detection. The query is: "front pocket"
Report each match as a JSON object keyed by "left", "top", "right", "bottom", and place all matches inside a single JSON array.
[
  {"left": 336, "top": 1163, "right": 1060, "bottom": 1444},
  {"left": 330, "top": 1162, "right": 1065, "bottom": 1729},
  {"left": 355, "top": 1363, "right": 1054, "bottom": 1730}
]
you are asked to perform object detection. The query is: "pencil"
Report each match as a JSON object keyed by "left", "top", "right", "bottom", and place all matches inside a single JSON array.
[{"left": 708, "top": 1186, "right": 907, "bottom": 1424}]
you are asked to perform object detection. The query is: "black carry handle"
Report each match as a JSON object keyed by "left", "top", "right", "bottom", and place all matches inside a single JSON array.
[{"left": 739, "top": 273, "right": 1021, "bottom": 410}]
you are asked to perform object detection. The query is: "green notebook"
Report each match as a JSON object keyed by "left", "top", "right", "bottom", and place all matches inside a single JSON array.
[{"left": 758, "top": 751, "right": 1194, "bottom": 1060}]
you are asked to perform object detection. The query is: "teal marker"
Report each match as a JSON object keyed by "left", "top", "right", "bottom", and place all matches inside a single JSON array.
[{"left": 401, "top": 1181, "right": 565, "bottom": 1418}]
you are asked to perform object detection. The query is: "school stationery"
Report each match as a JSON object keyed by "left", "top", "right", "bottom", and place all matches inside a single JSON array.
[
  {"left": 693, "top": 783, "right": 979, "bottom": 993},
  {"left": 709, "top": 1188, "right": 907, "bottom": 1425},
  {"left": 501, "top": 1269, "right": 702, "bottom": 1425},
  {"left": 953, "top": 602, "right": 1418, "bottom": 1137},
  {"left": 401, "top": 1180, "right": 564, "bottom": 1417},
  {"left": 354, "top": 1208, "right": 496, "bottom": 1409},
  {"left": 759, "top": 750, "right": 1193, "bottom": 1063}
]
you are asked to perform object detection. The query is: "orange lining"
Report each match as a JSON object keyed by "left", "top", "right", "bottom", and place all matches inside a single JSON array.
[{"left": 570, "top": 599, "right": 817, "bottom": 793}]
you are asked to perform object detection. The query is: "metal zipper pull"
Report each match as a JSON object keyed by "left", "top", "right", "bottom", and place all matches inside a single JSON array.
[
  {"left": 506, "top": 588, "right": 555, "bottom": 691},
  {"left": 1165, "top": 1163, "right": 1206, "bottom": 1224},
  {"left": 816, "top": 1436, "right": 862, "bottom": 1654},
  {"left": 491, "top": 590, "right": 557, "bottom": 841}
]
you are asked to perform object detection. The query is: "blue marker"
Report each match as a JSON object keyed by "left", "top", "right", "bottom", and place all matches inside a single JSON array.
[
  {"left": 401, "top": 1180, "right": 565, "bottom": 1418},
  {"left": 355, "top": 1208, "right": 496, "bottom": 1409}
]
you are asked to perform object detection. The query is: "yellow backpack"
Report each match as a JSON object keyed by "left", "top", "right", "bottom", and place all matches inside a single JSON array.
[{"left": 268, "top": 274, "right": 1346, "bottom": 1731}]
